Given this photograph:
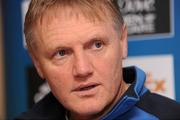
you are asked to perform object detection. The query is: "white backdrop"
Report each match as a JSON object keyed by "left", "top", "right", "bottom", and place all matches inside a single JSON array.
[{"left": 123, "top": 55, "right": 175, "bottom": 99}]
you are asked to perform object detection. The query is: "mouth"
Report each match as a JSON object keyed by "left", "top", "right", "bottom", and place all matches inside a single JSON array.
[{"left": 73, "top": 83, "right": 100, "bottom": 92}]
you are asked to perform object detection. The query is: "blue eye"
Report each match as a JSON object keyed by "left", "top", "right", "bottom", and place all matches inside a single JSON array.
[{"left": 94, "top": 41, "right": 103, "bottom": 49}]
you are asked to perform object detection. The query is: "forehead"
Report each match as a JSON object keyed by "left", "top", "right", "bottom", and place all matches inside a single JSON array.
[
  {"left": 39, "top": 5, "right": 115, "bottom": 27},
  {"left": 35, "top": 7, "right": 119, "bottom": 41},
  {"left": 39, "top": 13, "right": 117, "bottom": 43},
  {"left": 41, "top": 11, "right": 112, "bottom": 31}
]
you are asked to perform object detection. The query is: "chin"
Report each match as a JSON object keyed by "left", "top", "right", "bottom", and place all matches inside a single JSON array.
[{"left": 69, "top": 102, "right": 105, "bottom": 118}]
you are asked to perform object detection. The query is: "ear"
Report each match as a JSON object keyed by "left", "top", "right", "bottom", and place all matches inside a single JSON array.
[
  {"left": 29, "top": 51, "right": 45, "bottom": 80},
  {"left": 120, "top": 24, "right": 128, "bottom": 59}
]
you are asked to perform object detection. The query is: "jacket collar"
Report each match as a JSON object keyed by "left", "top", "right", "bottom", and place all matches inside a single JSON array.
[{"left": 101, "top": 66, "right": 148, "bottom": 120}]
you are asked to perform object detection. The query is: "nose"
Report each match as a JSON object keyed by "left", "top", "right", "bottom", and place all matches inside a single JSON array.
[{"left": 73, "top": 52, "right": 93, "bottom": 78}]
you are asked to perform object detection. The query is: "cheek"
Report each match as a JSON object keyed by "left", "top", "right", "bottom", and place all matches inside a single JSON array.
[
  {"left": 46, "top": 72, "right": 74, "bottom": 107},
  {"left": 42, "top": 65, "right": 73, "bottom": 98},
  {"left": 95, "top": 47, "right": 122, "bottom": 78},
  {"left": 94, "top": 47, "right": 122, "bottom": 90}
]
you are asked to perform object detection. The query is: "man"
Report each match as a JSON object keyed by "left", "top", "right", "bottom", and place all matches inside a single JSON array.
[{"left": 16, "top": 0, "right": 180, "bottom": 120}]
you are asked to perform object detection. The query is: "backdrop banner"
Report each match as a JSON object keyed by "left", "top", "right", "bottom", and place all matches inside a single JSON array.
[{"left": 119, "top": 0, "right": 174, "bottom": 40}]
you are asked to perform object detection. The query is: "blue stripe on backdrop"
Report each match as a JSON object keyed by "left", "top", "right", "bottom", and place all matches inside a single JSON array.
[
  {"left": 173, "top": 0, "right": 180, "bottom": 102},
  {"left": 2, "top": 0, "right": 31, "bottom": 119},
  {"left": 2, "top": 0, "right": 180, "bottom": 119}
]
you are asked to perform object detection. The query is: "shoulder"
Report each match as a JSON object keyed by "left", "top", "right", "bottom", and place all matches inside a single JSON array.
[
  {"left": 137, "top": 90, "right": 180, "bottom": 119},
  {"left": 14, "top": 92, "right": 66, "bottom": 120}
]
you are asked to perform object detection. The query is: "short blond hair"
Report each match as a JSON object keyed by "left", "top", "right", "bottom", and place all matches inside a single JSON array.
[{"left": 24, "top": 0, "right": 124, "bottom": 50}]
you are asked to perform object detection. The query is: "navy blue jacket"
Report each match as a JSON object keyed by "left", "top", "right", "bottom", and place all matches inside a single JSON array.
[{"left": 15, "top": 66, "right": 180, "bottom": 120}]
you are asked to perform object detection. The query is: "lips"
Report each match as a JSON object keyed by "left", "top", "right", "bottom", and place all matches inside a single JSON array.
[{"left": 73, "top": 83, "right": 100, "bottom": 92}]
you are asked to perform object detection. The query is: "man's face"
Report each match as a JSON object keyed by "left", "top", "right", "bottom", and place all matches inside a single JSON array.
[{"left": 32, "top": 12, "right": 127, "bottom": 119}]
